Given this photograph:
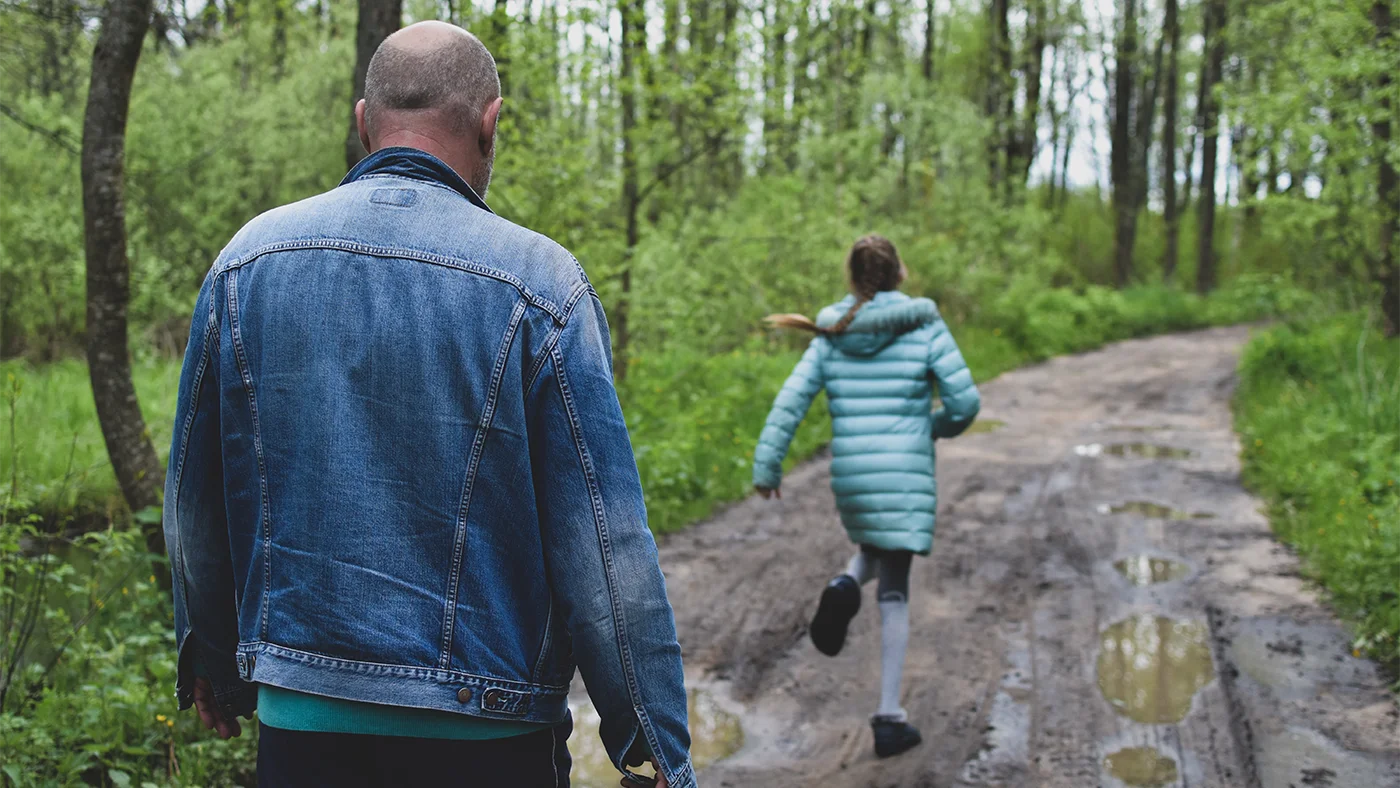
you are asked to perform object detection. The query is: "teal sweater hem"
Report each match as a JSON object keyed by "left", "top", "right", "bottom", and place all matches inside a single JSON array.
[{"left": 256, "top": 685, "right": 548, "bottom": 740}]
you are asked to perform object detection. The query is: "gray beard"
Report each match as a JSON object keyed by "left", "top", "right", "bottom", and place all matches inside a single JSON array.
[{"left": 471, "top": 147, "right": 494, "bottom": 200}]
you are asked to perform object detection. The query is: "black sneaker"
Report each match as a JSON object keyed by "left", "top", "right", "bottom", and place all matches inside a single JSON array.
[
  {"left": 809, "top": 575, "right": 861, "bottom": 656},
  {"left": 871, "top": 716, "right": 922, "bottom": 758}
]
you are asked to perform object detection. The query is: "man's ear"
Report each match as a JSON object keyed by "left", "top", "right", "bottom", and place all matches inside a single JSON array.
[
  {"left": 479, "top": 97, "right": 504, "bottom": 156},
  {"left": 355, "top": 99, "right": 372, "bottom": 156}
]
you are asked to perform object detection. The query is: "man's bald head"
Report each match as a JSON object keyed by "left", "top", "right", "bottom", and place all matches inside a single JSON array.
[
  {"left": 356, "top": 21, "right": 505, "bottom": 197},
  {"left": 364, "top": 22, "right": 500, "bottom": 139}
]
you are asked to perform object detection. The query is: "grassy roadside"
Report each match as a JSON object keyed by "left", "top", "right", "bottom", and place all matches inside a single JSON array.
[
  {"left": 3, "top": 280, "right": 1301, "bottom": 535},
  {"left": 1234, "top": 315, "right": 1400, "bottom": 678}
]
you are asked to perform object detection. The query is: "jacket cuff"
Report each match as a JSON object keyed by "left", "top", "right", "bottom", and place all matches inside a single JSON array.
[{"left": 753, "top": 462, "right": 782, "bottom": 490}]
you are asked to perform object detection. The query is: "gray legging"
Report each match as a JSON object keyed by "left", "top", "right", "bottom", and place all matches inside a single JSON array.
[{"left": 844, "top": 545, "right": 914, "bottom": 719}]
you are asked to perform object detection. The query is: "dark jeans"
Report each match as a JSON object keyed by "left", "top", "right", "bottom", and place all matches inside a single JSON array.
[{"left": 257, "top": 714, "right": 573, "bottom": 787}]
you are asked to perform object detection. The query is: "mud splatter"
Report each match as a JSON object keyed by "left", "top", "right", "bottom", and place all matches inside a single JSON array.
[
  {"left": 1097, "top": 615, "right": 1214, "bottom": 723},
  {"left": 568, "top": 689, "right": 743, "bottom": 787},
  {"left": 1114, "top": 555, "right": 1191, "bottom": 586},
  {"left": 1104, "top": 747, "right": 1179, "bottom": 786}
]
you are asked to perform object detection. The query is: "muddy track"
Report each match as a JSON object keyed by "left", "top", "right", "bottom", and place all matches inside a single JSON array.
[{"left": 658, "top": 327, "right": 1400, "bottom": 788}]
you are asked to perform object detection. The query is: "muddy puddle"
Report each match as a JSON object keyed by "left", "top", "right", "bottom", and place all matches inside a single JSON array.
[
  {"left": 1098, "top": 501, "right": 1213, "bottom": 520},
  {"left": 1097, "top": 615, "right": 1214, "bottom": 723},
  {"left": 1114, "top": 555, "right": 1191, "bottom": 586},
  {"left": 567, "top": 689, "right": 742, "bottom": 787},
  {"left": 1104, "top": 746, "right": 1179, "bottom": 786},
  {"left": 965, "top": 418, "right": 1006, "bottom": 435}
]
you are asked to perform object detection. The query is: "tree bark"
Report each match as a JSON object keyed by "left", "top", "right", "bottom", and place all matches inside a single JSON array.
[
  {"left": 344, "top": 0, "right": 402, "bottom": 170},
  {"left": 1373, "top": 0, "right": 1398, "bottom": 336},
  {"left": 923, "top": 0, "right": 936, "bottom": 81},
  {"left": 1196, "top": 0, "right": 1227, "bottom": 294},
  {"left": 1161, "top": 0, "right": 1182, "bottom": 281},
  {"left": 1110, "top": 0, "right": 1140, "bottom": 287},
  {"left": 81, "top": 0, "right": 164, "bottom": 554},
  {"left": 615, "top": 0, "right": 644, "bottom": 379},
  {"left": 1010, "top": 0, "right": 1048, "bottom": 189},
  {"left": 984, "top": 0, "right": 1012, "bottom": 189}
]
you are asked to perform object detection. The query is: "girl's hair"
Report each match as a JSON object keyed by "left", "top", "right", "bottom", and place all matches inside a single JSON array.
[{"left": 765, "top": 234, "right": 906, "bottom": 334}]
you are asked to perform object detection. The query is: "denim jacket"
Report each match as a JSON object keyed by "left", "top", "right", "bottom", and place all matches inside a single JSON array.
[{"left": 163, "top": 148, "right": 694, "bottom": 786}]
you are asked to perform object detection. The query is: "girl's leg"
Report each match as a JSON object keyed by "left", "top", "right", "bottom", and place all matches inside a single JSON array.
[
  {"left": 873, "top": 550, "right": 913, "bottom": 720},
  {"left": 869, "top": 549, "right": 921, "bottom": 757},
  {"left": 845, "top": 550, "right": 876, "bottom": 585},
  {"left": 811, "top": 551, "right": 873, "bottom": 657}
]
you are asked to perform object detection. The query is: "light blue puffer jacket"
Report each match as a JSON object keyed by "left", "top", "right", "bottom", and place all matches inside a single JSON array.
[{"left": 753, "top": 291, "right": 980, "bottom": 554}]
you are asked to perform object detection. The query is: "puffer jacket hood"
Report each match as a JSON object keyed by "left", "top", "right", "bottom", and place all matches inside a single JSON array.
[
  {"left": 816, "top": 292, "right": 941, "bottom": 356},
  {"left": 753, "top": 289, "right": 980, "bottom": 555}
]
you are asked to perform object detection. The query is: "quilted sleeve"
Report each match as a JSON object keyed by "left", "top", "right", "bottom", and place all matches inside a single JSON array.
[
  {"left": 928, "top": 320, "right": 981, "bottom": 439},
  {"left": 753, "top": 339, "right": 826, "bottom": 489}
]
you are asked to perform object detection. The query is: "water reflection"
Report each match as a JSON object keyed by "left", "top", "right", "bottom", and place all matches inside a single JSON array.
[
  {"left": 1114, "top": 555, "right": 1191, "bottom": 586},
  {"left": 1097, "top": 615, "right": 1214, "bottom": 723},
  {"left": 964, "top": 419, "right": 1006, "bottom": 435},
  {"left": 1099, "top": 501, "right": 1213, "bottom": 520},
  {"left": 567, "top": 689, "right": 743, "bottom": 787},
  {"left": 1104, "top": 746, "right": 1179, "bottom": 786},
  {"left": 1103, "top": 443, "right": 1194, "bottom": 459}
]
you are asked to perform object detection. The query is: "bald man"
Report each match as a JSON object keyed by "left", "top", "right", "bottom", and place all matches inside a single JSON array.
[{"left": 163, "top": 21, "right": 693, "bottom": 788}]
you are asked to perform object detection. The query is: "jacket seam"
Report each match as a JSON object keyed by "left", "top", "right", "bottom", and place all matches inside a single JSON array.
[
  {"left": 213, "top": 239, "right": 567, "bottom": 323},
  {"left": 241, "top": 642, "right": 571, "bottom": 691},
  {"left": 439, "top": 298, "right": 529, "bottom": 668},
  {"left": 167, "top": 297, "right": 217, "bottom": 675},
  {"left": 524, "top": 283, "right": 591, "bottom": 392},
  {"left": 530, "top": 601, "right": 554, "bottom": 686},
  {"left": 550, "top": 339, "right": 663, "bottom": 771},
  {"left": 227, "top": 269, "right": 273, "bottom": 641}
]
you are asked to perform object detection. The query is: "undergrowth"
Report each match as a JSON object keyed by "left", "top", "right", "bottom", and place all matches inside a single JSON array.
[{"left": 1234, "top": 313, "right": 1400, "bottom": 679}]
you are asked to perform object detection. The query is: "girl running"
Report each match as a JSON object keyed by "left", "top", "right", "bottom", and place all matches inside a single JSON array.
[{"left": 752, "top": 234, "right": 981, "bottom": 758}]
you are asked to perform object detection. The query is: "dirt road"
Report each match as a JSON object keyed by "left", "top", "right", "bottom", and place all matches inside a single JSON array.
[{"left": 659, "top": 326, "right": 1399, "bottom": 788}]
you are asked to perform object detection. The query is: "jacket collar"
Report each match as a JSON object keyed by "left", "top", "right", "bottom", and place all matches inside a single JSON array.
[{"left": 341, "top": 146, "right": 493, "bottom": 214}]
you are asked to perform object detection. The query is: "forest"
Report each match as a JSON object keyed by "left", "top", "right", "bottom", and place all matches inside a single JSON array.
[{"left": 0, "top": 0, "right": 1396, "bottom": 782}]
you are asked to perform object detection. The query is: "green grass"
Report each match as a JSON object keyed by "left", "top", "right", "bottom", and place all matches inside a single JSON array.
[
  {"left": 3, "top": 281, "right": 1301, "bottom": 535},
  {"left": 1234, "top": 315, "right": 1400, "bottom": 677},
  {"left": 1, "top": 356, "right": 181, "bottom": 520}
]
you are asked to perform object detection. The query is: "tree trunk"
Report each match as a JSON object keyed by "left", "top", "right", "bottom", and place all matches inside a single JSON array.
[
  {"left": 1011, "top": 0, "right": 1048, "bottom": 189},
  {"left": 81, "top": 0, "right": 164, "bottom": 555},
  {"left": 1195, "top": 0, "right": 1227, "bottom": 294},
  {"left": 1110, "top": 0, "right": 1139, "bottom": 287},
  {"left": 615, "top": 0, "right": 644, "bottom": 379},
  {"left": 344, "top": 0, "right": 403, "bottom": 170},
  {"left": 491, "top": 0, "right": 510, "bottom": 97},
  {"left": 1373, "top": 0, "right": 1398, "bottom": 336},
  {"left": 922, "top": 0, "right": 936, "bottom": 81},
  {"left": 984, "top": 0, "right": 1012, "bottom": 189},
  {"left": 1161, "top": 0, "right": 1181, "bottom": 281}
]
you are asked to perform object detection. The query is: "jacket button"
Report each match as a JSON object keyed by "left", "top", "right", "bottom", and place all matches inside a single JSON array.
[
  {"left": 483, "top": 689, "right": 502, "bottom": 707},
  {"left": 456, "top": 687, "right": 473, "bottom": 704}
]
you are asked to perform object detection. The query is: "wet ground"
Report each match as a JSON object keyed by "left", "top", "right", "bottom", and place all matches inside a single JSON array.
[{"left": 649, "top": 327, "right": 1399, "bottom": 787}]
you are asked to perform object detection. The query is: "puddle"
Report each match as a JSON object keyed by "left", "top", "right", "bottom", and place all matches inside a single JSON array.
[
  {"left": 1098, "top": 501, "right": 1214, "bottom": 520},
  {"left": 1097, "top": 615, "right": 1214, "bottom": 723},
  {"left": 1103, "top": 443, "right": 1194, "bottom": 459},
  {"left": 965, "top": 418, "right": 1006, "bottom": 435},
  {"left": 1114, "top": 555, "right": 1191, "bottom": 586},
  {"left": 1104, "top": 747, "right": 1179, "bottom": 786},
  {"left": 568, "top": 689, "right": 743, "bottom": 787}
]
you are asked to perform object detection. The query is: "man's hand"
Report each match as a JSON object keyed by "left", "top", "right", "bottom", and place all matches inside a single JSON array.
[
  {"left": 756, "top": 485, "right": 781, "bottom": 500},
  {"left": 619, "top": 761, "right": 669, "bottom": 788},
  {"left": 192, "top": 677, "right": 243, "bottom": 740}
]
